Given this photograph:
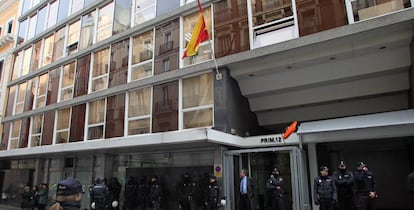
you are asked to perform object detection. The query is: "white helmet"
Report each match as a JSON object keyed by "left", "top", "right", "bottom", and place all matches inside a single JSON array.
[
  {"left": 112, "top": 200, "right": 119, "bottom": 208},
  {"left": 91, "top": 202, "right": 95, "bottom": 209},
  {"left": 220, "top": 199, "right": 226, "bottom": 206}
]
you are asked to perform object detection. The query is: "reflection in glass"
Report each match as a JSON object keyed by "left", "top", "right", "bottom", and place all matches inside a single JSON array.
[
  {"left": 97, "top": 2, "right": 114, "bottom": 42},
  {"left": 114, "top": 0, "right": 131, "bottom": 34},
  {"left": 135, "top": 0, "right": 156, "bottom": 25},
  {"left": 152, "top": 82, "right": 178, "bottom": 132},
  {"left": 12, "top": 51, "right": 23, "bottom": 80},
  {"left": 10, "top": 120, "right": 21, "bottom": 149},
  {"left": 36, "top": 74, "right": 48, "bottom": 108},
  {"left": 70, "top": 104, "right": 86, "bottom": 142},
  {"left": 182, "top": 73, "right": 213, "bottom": 108},
  {"left": 351, "top": 0, "right": 410, "bottom": 21},
  {"left": 71, "top": 0, "right": 85, "bottom": 14},
  {"left": 183, "top": 108, "right": 213, "bottom": 128},
  {"left": 154, "top": 19, "right": 179, "bottom": 75},
  {"left": 56, "top": 108, "right": 71, "bottom": 143},
  {"left": 128, "top": 118, "right": 150, "bottom": 135},
  {"left": 132, "top": 31, "right": 153, "bottom": 64},
  {"left": 74, "top": 55, "right": 91, "bottom": 97},
  {"left": 53, "top": 27, "right": 66, "bottom": 62},
  {"left": 47, "top": 1, "right": 59, "bottom": 28},
  {"left": 5, "top": 86, "right": 16, "bottom": 117},
  {"left": 131, "top": 62, "right": 152, "bottom": 81},
  {"left": 27, "top": 15, "right": 37, "bottom": 40},
  {"left": 68, "top": 20, "right": 81, "bottom": 55},
  {"left": 88, "top": 99, "right": 105, "bottom": 140},
  {"left": 60, "top": 62, "right": 76, "bottom": 101},
  {"left": 18, "top": 19, "right": 28, "bottom": 45},
  {"left": 129, "top": 87, "right": 151, "bottom": 117},
  {"left": 105, "top": 93, "right": 125, "bottom": 138},
  {"left": 80, "top": 11, "right": 96, "bottom": 49},
  {"left": 31, "top": 41, "right": 42, "bottom": 72},
  {"left": 47, "top": 68, "right": 61, "bottom": 105},
  {"left": 42, "top": 35, "right": 54, "bottom": 67},
  {"left": 36, "top": 6, "right": 47, "bottom": 35},
  {"left": 109, "top": 39, "right": 129, "bottom": 87},
  {"left": 58, "top": 0, "right": 70, "bottom": 23},
  {"left": 92, "top": 48, "right": 109, "bottom": 92},
  {"left": 31, "top": 114, "right": 44, "bottom": 147},
  {"left": 21, "top": 47, "right": 32, "bottom": 76}
]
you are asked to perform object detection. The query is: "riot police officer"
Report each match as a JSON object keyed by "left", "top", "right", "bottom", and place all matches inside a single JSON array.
[
  {"left": 314, "top": 166, "right": 337, "bottom": 210},
  {"left": 108, "top": 177, "right": 121, "bottom": 210},
  {"left": 91, "top": 178, "right": 109, "bottom": 210},
  {"left": 205, "top": 175, "right": 223, "bottom": 210},
  {"left": 354, "top": 162, "right": 376, "bottom": 210},
  {"left": 179, "top": 173, "right": 197, "bottom": 210},
  {"left": 137, "top": 176, "right": 148, "bottom": 210},
  {"left": 333, "top": 161, "right": 354, "bottom": 210},
  {"left": 123, "top": 176, "right": 137, "bottom": 210},
  {"left": 147, "top": 176, "right": 162, "bottom": 210},
  {"left": 266, "top": 168, "right": 285, "bottom": 210}
]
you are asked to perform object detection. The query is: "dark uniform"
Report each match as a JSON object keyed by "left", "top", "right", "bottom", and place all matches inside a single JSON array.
[
  {"left": 180, "top": 174, "right": 197, "bottom": 210},
  {"left": 123, "top": 177, "right": 137, "bottom": 210},
  {"left": 147, "top": 176, "right": 162, "bottom": 210},
  {"left": 108, "top": 177, "right": 121, "bottom": 210},
  {"left": 314, "top": 166, "right": 337, "bottom": 210},
  {"left": 137, "top": 177, "right": 148, "bottom": 210},
  {"left": 266, "top": 168, "right": 285, "bottom": 210},
  {"left": 54, "top": 178, "right": 83, "bottom": 210},
  {"left": 407, "top": 170, "right": 414, "bottom": 194},
  {"left": 354, "top": 162, "right": 376, "bottom": 210},
  {"left": 91, "top": 178, "right": 109, "bottom": 210},
  {"left": 332, "top": 161, "right": 354, "bottom": 210},
  {"left": 205, "top": 175, "right": 222, "bottom": 210}
]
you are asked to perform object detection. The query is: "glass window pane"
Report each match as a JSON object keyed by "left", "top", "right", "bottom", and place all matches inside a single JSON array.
[
  {"left": 152, "top": 81, "right": 178, "bottom": 132},
  {"left": 109, "top": 39, "right": 129, "bottom": 87},
  {"left": 89, "top": 99, "right": 106, "bottom": 125},
  {"left": 1, "top": 122, "right": 10, "bottom": 150},
  {"left": 74, "top": 54, "right": 91, "bottom": 97},
  {"left": 24, "top": 79, "right": 36, "bottom": 112},
  {"left": 42, "top": 35, "right": 54, "bottom": 67},
  {"left": 62, "top": 62, "right": 76, "bottom": 88},
  {"left": 12, "top": 51, "right": 23, "bottom": 80},
  {"left": 156, "top": 0, "right": 180, "bottom": 16},
  {"left": 18, "top": 19, "right": 28, "bottom": 45},
  {"left": 36, "top": 6, "right": 47, "bottom": 35},
  {"left": 97, "top": 2, "right": 114, "bottom": 42},
  {"left": 47, "top": 68, "right": 61, "bottom": 105},
  {"left": 183, "top": 73, "right": 213, "bottom": 108},
  {"left": 113, "top": 0, "right": 131, "bottom": 34},
  {"left": 131, "top": 62, "right": 152, "bottom": 81},
  {"left": 22, "top": 1, "right": 31, "bottom": 14},
  {"left": 11, "top": 120, "right": 21, "bottom": 138},
  {"left": 56, "top": 131, "right": 69, "bottom": 144},
  {"left": 27, "top": 15, "right": 37, "bottom": 40},
  {"left": 251, "top": 0, "right": 293, "bottom": 27},
  {"left": 214, "top": 0, "right": 250, "bottom": 58},
  {"left": 71, "top": 0, "right": 84, "bottom": 14},
  {"left": 182, "top": 7, "right": 212, "bottom": 66},
  {"left": 31, "top": 114, "right": 43, "bottom": 146},
  {"left": 154, "top": 19, "right": 179, "bottom": 75},
  {"left": 57, "top": 108, "right": 71, "bottom": 130},
  {"left": 22, "top": 47, "right": 32, "bottom": 76},
  {"left": 105, "top": 93, "right": 125, "bottom": 138},
  {"left": 92, "top": 77, "right": 108, "bottom": 92},
  {"left": 20, "top": 118, "right": 31, "bottom": 148},
  {"left": 93, "top": 47, "right": 109, "bottom": 77},
  {"left": 5, "top": 86, "right": 16, "bottom": 117},
  {"left": 352, "top": 0, "right": 409, "bottom": 21},
  {"left": 70, "top": 104, "right": 86, "bottom": 142},
  {"left": 129, "top": 87, "right": 151, "bottom": 117},
  {"left": 31, "top": 41, "right": 42, "bottom": 72},
  {"left": 47, "top": 1, "right": 59, "bottom": 28},
  {"left": 128, "top": 118, "right": 150, "bottom": 135},
  {"left": 183, "top": 108, "right": 213, "bottom": 129},
  {"left": 88, "top": 126, "right": 104, "bottom": 140},
  {"left": 132, "top": 31, "right": 153, "bottom": 64},
  {"left": 80, "top": 11, "right": 96, "bottom": 49},
  {"left": 135, "top": 0, "right": 156, "bottom": 25},
  {"left": 53, "top": 27, "right": 66, "bottom": 62},
  {"left": 57, "top": 0, "right": 70, "bottom": 23},
  {"left": 84, "top": 0, "right": 97, "bottom": 7},
  {"left": 67, "top": 20, "right": 81, "bottom": 54},
  {"left": 42, "top": 111, "right": 55, "bottom": 145}
]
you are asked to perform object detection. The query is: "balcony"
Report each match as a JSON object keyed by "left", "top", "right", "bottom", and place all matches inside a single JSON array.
[
  {"left": 159, "top": 41, "right": 174, "bottom": 54},
  {"left": 0, "top": 34, "right": 15, "bottom": 48},
  {"left": 140, "top": 50, "right": 153, "bottom": 62}
]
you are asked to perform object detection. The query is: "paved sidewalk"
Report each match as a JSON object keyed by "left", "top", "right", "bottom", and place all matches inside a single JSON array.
[{"left": 0, "top": 205, "right": 19, "bottom": 210}]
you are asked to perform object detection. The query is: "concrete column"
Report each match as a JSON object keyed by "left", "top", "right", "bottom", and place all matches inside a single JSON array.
[{"left": 307, "top": 143, "right": 319, "bottom": 210}]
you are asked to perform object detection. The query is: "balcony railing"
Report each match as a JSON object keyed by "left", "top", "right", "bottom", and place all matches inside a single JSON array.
[{"left": 159, "top": 41, "right": 174, "bottom": 54}]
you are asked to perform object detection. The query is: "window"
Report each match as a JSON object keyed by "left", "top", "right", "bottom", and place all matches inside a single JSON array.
[
  {"left": 15, "top": 82, "right": 27, "bottom": 114},
  {"left": 105, "top": 93, "right": 125, "bottom": 138},
  {"left": 22, "top": 0, "right": 31, "bottom": 14},
  {"left": 71, "top": 0, "right": 84, "bottom": 14},
  {"left": 70, "top": 104, "right": 86, "bottom": 142},
  {"left": 12, "top": 51, "right": 23, "bottom": 80},
  {"left": 79, "top": 11, "right": 96, "bottom": 50},
  {"left": 6, "top": 20, "right": 13, "bottom": 34},
  {"left": 5, "top": 86, "right": 16, "bottom": 117},
  {"left": 47, "top": 1, "right": 59, "bottom": 28},
  {"left": 134, "top": 0, "right": 156, "bottom": 25},
  {"left": 42, "top": 35, "right": 54, "bottom": 67},
  {"left": 34, "top": 73, "right": 48, "bottom": 108},
  {"left": 88, "top": 99, "right": 106, "bottom": 140},
  {"left": 10, "top": 120, "right": 21, "bottom": 149},
  {"left": 53, "top": 27, "right": 66, "bottom": 62},
  {"left": 31, "top": 40, "right": 42, "bottom": 72},
  {"left": 0, "top": 60, "right": 3, "bottom": 82},
  {"left": 350, "top": 0, "right": 411, "bottom": 21},
  {"left": 113, "top": 0, "right": 131, "bottom": 34},
  {"left": 109, "top": 39, "right": 129, "bottom": 87},
  {"left": 36, "top": 6, "right": 47, "bottom": 36},
  {"left": 131, "top": 31, "right": 153, "bottom": 81},
  {"left": 24, "top": 79, "right": 36, "bottom": 112},
  {"left": 74, "top": 55, "right": 91, "bottom": 97},
  {"left": 1, "top": 122, "right": 10, "bottom": 150},
  {"left": 31, "top": 114, "right": 44, "bottom": 147},
  {"left": 0, "top": 27, "right": 2, "bottom": 37},
  {"left": 156, "top": 0, "right": 180, "bottom": 16},
  {"left": 152, "top": 81, "right": 178, "bottom": 132},
  {"left": 128, "top": 87, "right": 151, "bottom": 135},
  {"left": 97, "top": 2, "right": 114, "bottom": 42},
  {"left": 154, "top": 19, "right": 179, "bottom": 75},
  {"left": 67, "top": 20, "right": 81, "bottom": 55},
  {"left": 21, "top": 47, "right": 32, "bottom": 76},
  {"left": 56, "top": 108, "right": 71, "bottom": 144},
  {"left": 91, "top": 47, "right": 109, "bottom": 92},
  {"left": 42, "top": 110, "right": 55, "bottom": 146},
  {"left": 182, "top": 73, "right": 213, "bottom": 128},
  {"left": 17, "top": 19, "right": 28, "bottom": 45},
  {"left": 27, "top": 15, "right": 37, "bottom": 40},
  {"left": 60, "top": 61, "right": 76, "bottom": 101},
  {"left": 47, "top": 67, "right": 61, "bottom": 105},
  {"left": 57, "top": 0, "right": 70, "bottom": 23},
  {"left": 182, "top": 7, "right": 213, "bottom": 66}
]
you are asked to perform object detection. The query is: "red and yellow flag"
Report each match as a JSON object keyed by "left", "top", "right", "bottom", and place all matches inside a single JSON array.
[{"left": 182, "top": 0, "right": 210, "bottom": 59}]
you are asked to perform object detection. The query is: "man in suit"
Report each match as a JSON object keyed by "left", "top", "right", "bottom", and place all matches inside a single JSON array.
[{"left": 240, "top": 169, "right": 255, "bottom": 210}]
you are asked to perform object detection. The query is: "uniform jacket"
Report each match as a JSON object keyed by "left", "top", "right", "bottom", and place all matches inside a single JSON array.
[
  {"left": 59, "top": 201, "right": 81, "bottom": 210},
  {"left": 354, "top": 170, "right": 376, "bottom": 193},
  {"left": 37, "top": 188, "right": 48, "bottom": 205},
  {"left": 147, "top": 182, "right": 161, "bottom": 204},
  {"left": 266, "top": 175, "right": 285, "bottom": 196},
  {"left": 333, "top": 170, "right": 354, "bottom": 196},
  {"left": 206, "top": 181, "right": 222, "bottom": 204},
  {"left": 313, "top": 175, "right": 337, "bottom": 200}
]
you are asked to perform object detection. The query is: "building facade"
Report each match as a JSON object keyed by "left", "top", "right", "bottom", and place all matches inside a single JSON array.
[{"left": 0, "top": 0, "right": 413, "bottom": 209}]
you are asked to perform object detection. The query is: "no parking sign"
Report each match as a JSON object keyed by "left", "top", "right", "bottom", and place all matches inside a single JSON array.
[{"left": 214, "top": 164, "right": 223, "bottom": 177}]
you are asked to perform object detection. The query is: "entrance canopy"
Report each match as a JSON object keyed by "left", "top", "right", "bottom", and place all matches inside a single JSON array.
[{"left": 297, "top": 109, "right": 414, "bottom": 143}]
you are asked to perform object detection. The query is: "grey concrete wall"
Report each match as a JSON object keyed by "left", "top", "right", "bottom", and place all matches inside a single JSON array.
[
  {"left": 214, "top": 68, "right": 264, "bottom": 137},
  {"left": 410, "top": 40, "right": 414, "bottom": 108}
]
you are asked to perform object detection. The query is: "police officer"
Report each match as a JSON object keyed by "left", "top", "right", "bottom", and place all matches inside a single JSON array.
[
  {"left": 354, "top": 162, "right": 376, "bottom": 210},
  {"left": 332, "top": 161, "right": 354, "bottom": 210},
  {"left": 266, "top": 168, "right": 285, "bottom": 210},
  {"left": 50, "top": 178, "right": 83, "bottom": 210},
  {"left": 108, "top": 177, "right": 121, "bottom": 210},
  {"left": 91, "top": 178, "right": 109, "bottom": 210},
  {"left": 179, "top": 173, "right": 197, "bottom": 210},
  {"left": 123, "top": 176, "right": 137, "bottom": 210},
  {"left": 137, "top": 176, "right": 148, "bottom": 210},
  {"left": 314, "top": 166, "right": 337, "bottom": 210},
  {"left": 205, "top": 175, "right": 223, "bottom": 210},
  {"left": 147, "top": 176, "right": 162, "bottom": 210}
]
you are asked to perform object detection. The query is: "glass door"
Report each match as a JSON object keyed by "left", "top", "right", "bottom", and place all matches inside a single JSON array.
[{"left": 223, "top": 146, "right": 310, "bottom": 210}]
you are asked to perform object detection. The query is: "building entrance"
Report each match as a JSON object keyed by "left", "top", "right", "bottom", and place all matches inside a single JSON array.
[{"left": 223, "top": 147, "right": 310, "bottom": 210}]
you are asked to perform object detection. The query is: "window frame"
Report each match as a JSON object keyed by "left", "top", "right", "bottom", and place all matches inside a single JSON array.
[
  {"left": 8, "top": 120, "right": 22, "bottom": 149},
  {"left": 13, "top": 82, "right": 27, "bottom": 115},
  {"left": 29, "top": 114, "right": 45, "bottom": 147},
  {"left": 6, "top": 18, "right": 14, "bottom": 34},
  {"left": 86, "top": 98, "right": 107, "bottom": 140},
  {"left": 126, "top": 86, "right": 153, "bottom": 136},
  {"left": 128, "top": 29, "right": 155, "bottom": 82},
  {"left": 54, "top": 107, "right": 72, "bottom": 144},
  {"left": 89, "top": 47, "right": 110, "bottom": 93},
  {"left": 58, "top": 61, "right": 76, "bottom": 102},
  {"left": 33, "top": 73, "right": 49, "bottom": 109}
]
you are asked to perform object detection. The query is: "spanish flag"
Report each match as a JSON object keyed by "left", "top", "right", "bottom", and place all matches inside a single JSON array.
[{"left": 182, "top": 0, "right": 210, "bottom": 59}]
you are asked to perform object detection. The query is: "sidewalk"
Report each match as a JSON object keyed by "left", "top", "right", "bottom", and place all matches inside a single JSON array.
[{"left": 0, "top": 205, "right": 19, "bottom": 210}]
